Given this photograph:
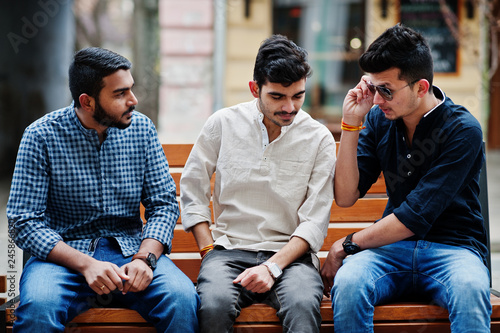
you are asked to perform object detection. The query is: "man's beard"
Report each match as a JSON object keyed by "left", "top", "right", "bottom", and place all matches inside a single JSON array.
[
  {"left": 93, "top": 101, "right": 134, "bottom": 130},
  {"left": 258, "top": 98, "right": 297, "bottom": 128}
]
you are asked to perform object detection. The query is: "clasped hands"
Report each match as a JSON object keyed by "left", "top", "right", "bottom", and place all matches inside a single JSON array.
[{"left": 83, "top": 257, "right": 153, "bottom": 295}]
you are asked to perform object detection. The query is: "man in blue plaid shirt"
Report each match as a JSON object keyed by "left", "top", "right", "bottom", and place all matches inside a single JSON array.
[{"left": 7, "top": 47, "right": 199, "bottom": 332}]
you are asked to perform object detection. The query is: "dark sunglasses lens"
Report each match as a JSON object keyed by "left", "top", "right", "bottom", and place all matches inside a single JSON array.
[
  {"left": 378, "top": 87, "right": 392, "bottom": 100},
  {"left": 368, "top": 83, "right": 392, "bottom": 101}
]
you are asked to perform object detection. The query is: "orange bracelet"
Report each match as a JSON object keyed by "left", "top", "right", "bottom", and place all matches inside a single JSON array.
[
  {"left": 200, "top": 244, "right": 214, "bottom": 258},
  {"left": 341, "top": 118, "right": 366, "bottom": 131}
]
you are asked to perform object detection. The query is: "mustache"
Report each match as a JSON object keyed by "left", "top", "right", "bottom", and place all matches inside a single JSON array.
[
  {"left": 123, "top": 105, "right": 135, "bottom": 116},
  {"left": 274, "top": 111, "right": 298, "bottom": 116}
]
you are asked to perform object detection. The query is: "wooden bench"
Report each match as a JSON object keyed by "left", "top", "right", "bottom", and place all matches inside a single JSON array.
[
  {"left": 2, "top": 143, "right": 500, "bottom": 332},
  {"left": 0, "top": 276, "right": 6, "bottom": 306}
]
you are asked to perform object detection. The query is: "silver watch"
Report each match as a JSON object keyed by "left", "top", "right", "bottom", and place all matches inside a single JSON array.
[{"left": 262, "top": 261, "right": 282, "bottom": 280}]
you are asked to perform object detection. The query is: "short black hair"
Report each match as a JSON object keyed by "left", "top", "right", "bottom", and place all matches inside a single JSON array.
[
  {"left": 359, "top": 24, "right": 434, "bottom": 86},
  {"left": 69, "top": 47, "right": 132, "bottom": 107},
  {"left": 253, "top": 34, "right": 312, "bottom": 89}
]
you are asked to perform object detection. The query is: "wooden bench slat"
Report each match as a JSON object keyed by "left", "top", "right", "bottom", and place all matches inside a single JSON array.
[
  {"left": 70, "top": 308, "right": 147, "bottom": 323},
  {"left": 234, "top": 325, "right": 282, "bottom": 333},
  {"left": 331, "top": 198, "right": 387, "bottom": 222},
  {"left": 171, "top": 173, "right": 181, "bottom": 196},
  {"left": 171, "top": 230, "right": 198, "bottom": 252},
  {"left": 368, "top": 174, "right": 386, "bottom": 194},
  {"left": 171, "top": 258, "right": 201, "bottom": 283},
  {"left": 63, "top": 327, "right": 156, "bottom": 333},
  {"left": 320, "top": 227, "right": 365, "bottom": 251},
  {"left": 162, "top": 144, "right": 193, "bottom": 167},
  {"left": 0, "top": 276, "right": 6, "bottom": 293}
]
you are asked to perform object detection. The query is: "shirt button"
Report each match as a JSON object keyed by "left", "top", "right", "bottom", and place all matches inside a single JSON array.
[{"left": 407, "top": 154, "right": 411, "bottom": 159}]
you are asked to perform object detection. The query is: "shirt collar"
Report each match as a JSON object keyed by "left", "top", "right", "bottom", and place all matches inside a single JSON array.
[
  {"left": 423, "top": 86, "right": 446, "bottom": 118},
  {"left": 69, "top": 102, "right": 99, "bottom": 139}
]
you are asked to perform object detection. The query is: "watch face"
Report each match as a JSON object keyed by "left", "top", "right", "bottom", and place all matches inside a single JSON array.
[
  {"left": 147, "top": 253, "right": 157, "bottom": 269},
  {"left": 344, "top": 244, "right": 354, "bottom": 254},
  {"left": 270, "top": 265, "right": 280, "bottom": 277},
  {"left": 344, "top": 243, "right": 360, "bottom": 255},
  {"left": 263, "top": 262, "right": 282, "bottom": 279},
  {"left": 343, "top": 233, "right": 360, "bottom": 255}
]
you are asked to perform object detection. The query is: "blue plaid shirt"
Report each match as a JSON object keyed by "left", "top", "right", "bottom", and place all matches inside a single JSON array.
[{"left": 7, "top": 104, "right": 179, "bottom": 260}]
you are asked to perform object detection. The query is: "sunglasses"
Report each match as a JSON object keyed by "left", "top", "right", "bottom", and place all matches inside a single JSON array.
[{"left": 367, "top": 79, "right": 420, "bottom": 101}]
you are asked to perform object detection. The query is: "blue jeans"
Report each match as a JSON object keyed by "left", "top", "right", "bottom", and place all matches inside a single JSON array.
[
  {"left": 331, "top": 240, "right": 491, "bottom": 333},
  {"left": 197, "top": 247, "right": 323, "bottom": 333},
  {"left": 14, "top": 238, "right": 200, "bottom": 333}
]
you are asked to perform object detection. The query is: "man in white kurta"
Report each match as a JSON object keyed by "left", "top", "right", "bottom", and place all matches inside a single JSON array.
[{"left": 180, "top": 35, "right": 336, "bottom": 333}]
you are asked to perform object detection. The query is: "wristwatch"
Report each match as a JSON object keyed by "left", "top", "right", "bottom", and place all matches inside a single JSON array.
[
  {"left": 262, "top": 261, "right": 283, "bottom": 280},
  {"left": 132, "top": 252, "right": 157, "bottom": 270},
  {"left": 342, "top": 232, "right": 361, "bottom": 255}
]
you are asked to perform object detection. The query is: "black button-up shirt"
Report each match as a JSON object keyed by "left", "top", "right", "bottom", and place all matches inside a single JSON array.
[{"left": 357, "top": 87, "right": 488, "bottom": 264}]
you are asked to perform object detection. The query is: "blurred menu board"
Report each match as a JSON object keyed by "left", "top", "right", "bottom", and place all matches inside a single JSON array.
[{"left": 399, "top": 0, "right": 458, "bottom": 73}]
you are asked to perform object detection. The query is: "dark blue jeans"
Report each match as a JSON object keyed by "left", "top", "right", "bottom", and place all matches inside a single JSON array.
[
  {"left": 197, "top": 247, "right": 323, "bottom": 333},
  {"left": 332, "top": 240, "right": 491, "bottom": 333},
  {"left": 14, "top": 238, "right": 200, "bottom": 332}
]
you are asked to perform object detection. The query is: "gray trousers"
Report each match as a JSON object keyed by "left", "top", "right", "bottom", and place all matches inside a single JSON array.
[{"left": 196, "top": 247, "right": 323, "bottom": 333}]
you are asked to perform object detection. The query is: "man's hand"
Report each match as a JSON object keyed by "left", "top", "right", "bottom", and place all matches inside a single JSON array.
[
  {"left": 233, "top": 265, "right": 275, "bottom": 293},
  {"left": 80, "top": 258, "right": 130, "bottom": 295},
  {"left": 342, "top": 75, "right": 374, "bottom": 124},
  {"left": 320, "top": 239, "right": 346, "bottom": 298},
  {"left": 120, "top": 258, "right": 154, "bottom": 294}
]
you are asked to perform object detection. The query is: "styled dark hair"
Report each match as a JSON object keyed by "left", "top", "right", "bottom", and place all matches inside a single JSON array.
[
  {"left": 359, "top": 24, "right": 434, "bottom": 87},
  {"left": 253, "top": 34, "right": 312, "bottom": 89},
  {"left": 69, "top": 47, "right": 132, "bottom": 107}
]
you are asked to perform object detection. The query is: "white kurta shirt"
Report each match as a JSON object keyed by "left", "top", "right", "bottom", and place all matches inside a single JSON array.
[{"left": 180, "top": 99, "right": 336, "bottom": 253}]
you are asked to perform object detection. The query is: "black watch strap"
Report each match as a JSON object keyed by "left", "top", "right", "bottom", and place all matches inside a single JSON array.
[{"left": 342, "top": 232, "right": 361, "bottom": 255}]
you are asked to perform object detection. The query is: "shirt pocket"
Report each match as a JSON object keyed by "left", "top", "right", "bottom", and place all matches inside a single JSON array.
[{"left": 275, "top": 159, "right": 310, "bottom": 203}]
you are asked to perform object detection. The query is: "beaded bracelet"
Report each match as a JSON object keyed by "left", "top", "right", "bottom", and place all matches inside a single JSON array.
[
  {"left": 341, "top": 118, "right": 366, "bottom": 131},
  {"left": 200, "top": 244, "right": 215, "bottom": 258}
]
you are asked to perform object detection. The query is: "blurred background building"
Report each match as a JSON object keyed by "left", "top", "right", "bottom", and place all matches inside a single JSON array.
[
  {"left": 2, "top": 0, "right": 500, "bottom": 151},
  {"left": 1, "top": 0, "right": 500, "bottom": 298},
  {"left": 1, "top": 0, "right": 500, "bottom": 160}
]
